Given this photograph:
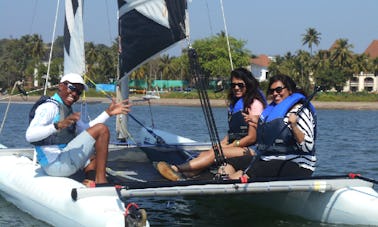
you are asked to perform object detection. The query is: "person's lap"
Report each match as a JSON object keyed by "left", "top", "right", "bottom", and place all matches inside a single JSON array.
[
  {"left": 227, "top": 155, "right": 313, "bottom": 179},
  {"left": 43, "top": 131, "right": 95, "bottom": 177}
]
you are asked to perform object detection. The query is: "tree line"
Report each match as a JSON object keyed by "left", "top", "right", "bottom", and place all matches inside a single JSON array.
[
  {"left": 271, "top": 28, "right": 378, "bottom": 93},
  {"left": 1, "top": 28, "right": 377, "bottom": 93}
]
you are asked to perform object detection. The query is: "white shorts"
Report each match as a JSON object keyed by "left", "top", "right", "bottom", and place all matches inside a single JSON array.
[{"left": 43, "top": 130, "right": 96, "bottom": 177}]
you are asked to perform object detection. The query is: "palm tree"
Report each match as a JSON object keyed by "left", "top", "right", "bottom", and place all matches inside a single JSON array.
[
  {"left": 295, "top": 50, "right": 312, "bottom": 91},
  {"left": 302, "top": 28, "right": 321, "bottom": 55},
  {"left": 329, "top": 39, "right": 354, "bottom": 91},
  {"left": 351, "top": 53, "right": 370, "bottom": 75},
  {"left": 85, "top": 42, "right": 98, "bottom": 82},
  {"left": 159, "top": 54, "right": 173, "bottom": 80},
  {"left": 29, "top": 34, "right": 45, "bottom": 87},
  {"left": 330, "top": 38, "right": 354, "bottom": 68},
  {"left": 30, "top": 34, "right": 45, "bottom": 63}
]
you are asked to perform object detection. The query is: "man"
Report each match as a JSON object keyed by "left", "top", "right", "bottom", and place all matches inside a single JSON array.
[{"left": 26, "top": 73, "right": 131, "bottom": 185}]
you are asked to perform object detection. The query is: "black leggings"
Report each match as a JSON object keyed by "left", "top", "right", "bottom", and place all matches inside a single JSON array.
[{"left": 227, "top": 155, "right": 313, "bottom": 178}]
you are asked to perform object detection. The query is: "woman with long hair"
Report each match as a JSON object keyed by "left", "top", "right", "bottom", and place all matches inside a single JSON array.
[
  {"left": 156, "top": 67, "right": 266, "bottom": 181},
  {"left": 225, "top": 74, "right": 317, "bottom": 179}
]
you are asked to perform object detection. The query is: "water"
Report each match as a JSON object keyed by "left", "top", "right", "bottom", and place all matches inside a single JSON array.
[{"left": 1, "top": 102, "right": 378, "bottom": 226}]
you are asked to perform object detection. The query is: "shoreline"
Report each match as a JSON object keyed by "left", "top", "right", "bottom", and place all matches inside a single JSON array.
[{"left": 1, "top": 95, "right": 378, "bottom": 110}]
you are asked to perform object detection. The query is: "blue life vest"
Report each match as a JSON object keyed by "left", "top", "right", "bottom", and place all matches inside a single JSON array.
[
  {"left": 30, "top": 93, "right": 76, "bottom": 146},
  {"left": 257, "top": 93, "right": 316, "bottom": 155},
  {"left": 228, "top": 98, "right": 248, "bottom": 143}
]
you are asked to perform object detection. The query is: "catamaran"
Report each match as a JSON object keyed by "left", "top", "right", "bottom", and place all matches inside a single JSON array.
[{"left": 0, "top": 0, "right": 378, "bottom": 226}]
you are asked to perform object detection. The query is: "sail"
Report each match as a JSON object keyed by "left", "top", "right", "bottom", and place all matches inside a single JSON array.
[
  {"left": 64, "top": 0, "right": 85, "bottom": 76},
  {"left": 117, "top": 0, "right": 188, "bottom": 81}
]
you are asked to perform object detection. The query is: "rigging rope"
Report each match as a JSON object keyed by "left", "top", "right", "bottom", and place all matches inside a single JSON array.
[
  {"left": 0, "top": 83, "right": 58, "bottom": 136},
  {"left": 84, "top": 76, "right": 135, "bottom": 143},
  {"left": 0, "top": 82, "right": 18, "bottom": 135},
  {"left": 44, "top": 0, "right": 61, "bottom": 96},
  {"left": 219, "top": 0, "right": 233, "bottom": 70},
  {"left": 188, "top": 47, "right": 226, "bottom": 165},
  {"left": 83, "top": 75, "right": 167, "bottom": 145}
]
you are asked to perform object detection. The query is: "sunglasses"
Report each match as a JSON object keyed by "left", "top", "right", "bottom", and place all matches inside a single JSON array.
[
  {"left": 64, "top": 82, "right": 83, "bottom": 96},
  {"left": 231, "top": 82, "right": 246, "bottom": 89},
  {"left": 269, "top": 86, "right": 286, "bottom": 94}
]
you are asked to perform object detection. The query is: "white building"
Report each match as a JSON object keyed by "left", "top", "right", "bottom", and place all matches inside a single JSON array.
[
  {"left": 248, "top": 54, "right": 272, "bottom": 82},
  {"left": 343, "top": 40, "right": 378, "bottom": 92}
]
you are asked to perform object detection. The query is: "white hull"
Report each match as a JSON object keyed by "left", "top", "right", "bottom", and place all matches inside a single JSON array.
[
  {"left": 74, "top": 177, "right": 378, "bottom": 226},
  {"left": 0, "top": 150, "right": 147, "bottom": 227},
  {"left": 1, "top": 130, "right": 378, "bottom": 226},
  {"left": 142, "top": 95, "right": 160, "bottom": 100}
]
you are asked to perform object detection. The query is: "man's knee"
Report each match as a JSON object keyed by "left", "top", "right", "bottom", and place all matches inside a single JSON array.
[{"left": 87, "top": 123, "right": 109, "bottom": 137}]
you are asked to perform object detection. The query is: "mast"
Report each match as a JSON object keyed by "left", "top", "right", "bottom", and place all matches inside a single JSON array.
[
  {"left": 115, "top": 2, "right": 129, "bottom": 141},
  {"left": 219, "top": 0, "right": 233, "bottom": 70},
  {"left": 116, "top": 0, "right": 189, "bottom": 142}
]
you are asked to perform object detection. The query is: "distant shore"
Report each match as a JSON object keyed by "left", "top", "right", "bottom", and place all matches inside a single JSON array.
[{"left": 1, "top": 95, "right": 378, "bottom": 110}]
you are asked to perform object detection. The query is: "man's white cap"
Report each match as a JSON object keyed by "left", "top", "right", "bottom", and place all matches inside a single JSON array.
[{"left": 60, "top": 73, "right": 88, "bottom": 90}]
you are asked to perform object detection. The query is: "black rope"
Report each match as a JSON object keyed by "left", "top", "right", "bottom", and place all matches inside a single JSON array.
[
  {"left": 188, "top": 48, "right": 225, "bottom": 165},
  {"left": 128, "top": 113, "right": 166, "bottom": 145}
]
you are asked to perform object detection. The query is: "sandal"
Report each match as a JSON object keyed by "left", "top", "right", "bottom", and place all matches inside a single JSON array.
[{"left": 155, "top": 161, "right": 183, "bottom": 181}]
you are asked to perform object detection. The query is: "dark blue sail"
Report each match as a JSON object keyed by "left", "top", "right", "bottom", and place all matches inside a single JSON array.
[{"left": 117, "top": 0, "right": 188, "bottom": 80}]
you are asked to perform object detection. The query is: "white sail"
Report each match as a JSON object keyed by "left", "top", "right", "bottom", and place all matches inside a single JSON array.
[{"left": 63, "top": 0, "right": 85, "bottom": 76}]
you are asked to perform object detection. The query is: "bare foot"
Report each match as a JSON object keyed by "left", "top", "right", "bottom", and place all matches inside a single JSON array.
[{"left": 82, "top": 179, "right": 96, "bottom": 188}]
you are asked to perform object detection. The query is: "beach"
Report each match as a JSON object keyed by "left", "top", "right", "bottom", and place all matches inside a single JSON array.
[{"left": 1, "top": 95, "right": 378, "bottom": 110}]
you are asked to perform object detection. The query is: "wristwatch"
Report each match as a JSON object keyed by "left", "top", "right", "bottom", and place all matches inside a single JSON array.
[{"left": 53, "top": 122, "right": 59, "bottom": 130}]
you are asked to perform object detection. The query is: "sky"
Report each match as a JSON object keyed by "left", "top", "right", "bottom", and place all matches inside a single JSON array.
[{"left": 1, "top": 0, "right": 377, "bottom": 57}]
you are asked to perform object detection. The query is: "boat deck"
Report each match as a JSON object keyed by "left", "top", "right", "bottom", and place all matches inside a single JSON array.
[{"left": 105, "top": 146, "right": 215, "bottom": 184}]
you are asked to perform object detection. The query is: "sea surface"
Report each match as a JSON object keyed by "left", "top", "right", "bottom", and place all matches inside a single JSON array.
[{"left": 0, "top": 102, "right": 378, "bottom": 226}]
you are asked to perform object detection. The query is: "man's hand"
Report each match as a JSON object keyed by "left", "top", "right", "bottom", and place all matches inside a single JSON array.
[
  {"left": 105, "top": 98, "right": 131, "bottom": 116},
  {"left": 56, "top": 112, "right": 81, "bottom": 130}
]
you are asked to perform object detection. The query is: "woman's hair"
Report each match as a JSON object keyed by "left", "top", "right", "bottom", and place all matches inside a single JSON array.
[
  {"left": 227, "top": 67, "right": 266, "bottom": 111},
  {"left": 267, "top": 74, "right": 307, "bottom": 97}
]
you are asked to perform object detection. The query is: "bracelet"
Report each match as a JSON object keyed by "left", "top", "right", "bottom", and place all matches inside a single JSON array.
[{"left": 234, "top": 140, "right": 240, "bottom": 147}]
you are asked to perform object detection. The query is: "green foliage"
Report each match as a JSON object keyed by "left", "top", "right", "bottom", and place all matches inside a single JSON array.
[
  {"left": 1, "top": 27, "right": 376, "bottom": 98},
  {"left": 159, "top": 89, "right": 228, "bottom": 100},
  {"left": 316, "top": 91, "right": 378, "bottom": 102},
  {"left": 191, "top": 33, "right": 250, "bottom": 80}
]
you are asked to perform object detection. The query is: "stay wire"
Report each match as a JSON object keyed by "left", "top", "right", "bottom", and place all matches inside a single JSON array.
[
  {"left": 85, "top": 76, "right": 165, "bottom": 144},
  {"left": 84, "top": 76, "right": 137, "bottom": 144}
]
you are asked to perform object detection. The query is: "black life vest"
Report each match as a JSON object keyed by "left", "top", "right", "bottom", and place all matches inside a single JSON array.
[
  {"left": 29, "top": 94, "right": 76, "bottom": 146},
  {"left": 227, "top": 98, "right": 248, "bottom": 143},
  {"left": 29, "top": 95, "right": 59, "bottom": 123}
]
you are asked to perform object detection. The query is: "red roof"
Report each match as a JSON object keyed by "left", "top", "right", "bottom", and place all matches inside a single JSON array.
[
  {"left": 364, "top": 40, "right": 378, "bottom": 59},
  {"left": 250, "top": 54, "right": 270, "bottom": 67},
  {"left": 329, "top": 41, "right": 338, "bottom": 51}
]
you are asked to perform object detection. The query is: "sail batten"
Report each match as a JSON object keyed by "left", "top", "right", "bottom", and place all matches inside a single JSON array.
[{"left": 117, "top": 0, "right": 188, "bottom": 80}]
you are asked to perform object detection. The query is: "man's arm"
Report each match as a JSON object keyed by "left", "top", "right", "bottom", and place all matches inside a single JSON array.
[{"left": 25, "top": 102, "right": 59, "bottom": 142}]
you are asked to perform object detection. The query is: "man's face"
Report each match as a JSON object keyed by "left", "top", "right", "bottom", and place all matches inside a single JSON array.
[{"left": 58, "top": 81, "right": 84, "bottom": 106}]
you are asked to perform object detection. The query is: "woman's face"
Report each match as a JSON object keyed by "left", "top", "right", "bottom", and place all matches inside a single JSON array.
[
  {"left": 231, "top": 77, "right": 246, "bottom": 98},
  {"left": 269, "top": 80, "right": 290, "bottom": 104}
]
